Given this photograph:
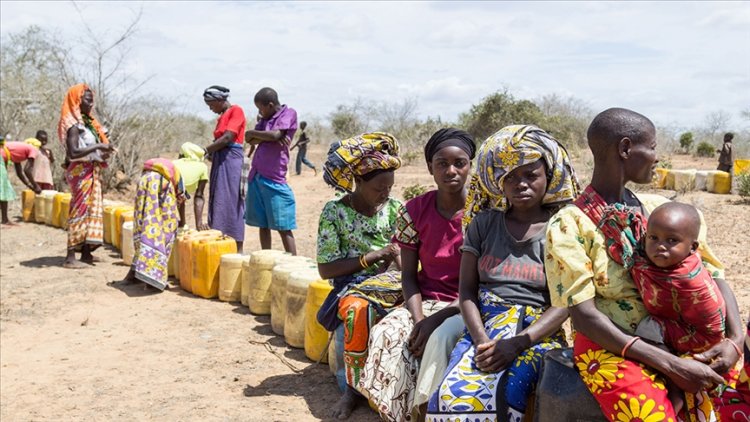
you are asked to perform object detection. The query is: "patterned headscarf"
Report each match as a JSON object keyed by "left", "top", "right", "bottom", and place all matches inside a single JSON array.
[
  {"left": 179, "top": 142, "right": 206, "bottom": 162},
  {"left": 57, "top": 83, "right": 109, "bottom": 148},
  {"left": 463, "top": 124, "right": 581, "bottom": 227},
  {"left": 323, "top": 132, "right": 402, "bottom": 193},
  {"left": 143, "top": 157, "right": 184, "bottom": 196}
]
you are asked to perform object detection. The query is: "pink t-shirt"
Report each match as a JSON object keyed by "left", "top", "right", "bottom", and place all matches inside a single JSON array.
[
  {"left": 393, "top": 190, "right": 463, "bottom": 302},
  {"left": 249, "top": 105, "right": 297, "bottom": 184},
  {"left": 1, "top": 141, "right": 38, "bottom": 163}
]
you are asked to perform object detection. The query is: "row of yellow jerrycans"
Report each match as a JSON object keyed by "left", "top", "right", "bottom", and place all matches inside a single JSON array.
[
  {"left": 653, "top": 168, "right": 731, "bottom": 194},
  {"left": 21, "top": 190, "right": 72, "bottom": 229},
  {"left": 168, "top": 234, "right": 332, "bottom": 363},
  {"left": 102, "top": 204, "right": 135, "bottom": 251}
]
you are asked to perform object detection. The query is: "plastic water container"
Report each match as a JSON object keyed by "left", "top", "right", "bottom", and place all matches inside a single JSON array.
[
  {"left": 21, "top": 190, "right": 35, "bottom": 222},
  {"left": 178, "top": 230, "right": 222, "bottom": 293},
  {"left": 653, "top": 168, "right": 669, "bottom": 189},
  {"left": 665, "top": 170, "right": 676, "bottom": 190},
  {"left": 672, "top": 169, "right": 696, "bottom": 192},
  {"left": 694, "top": 171, "right": 709, "bottom": 191},
  {"left": 736, "top": 159, "right": 750, "bottom": 176},
  {"left": 241, "top": 256, "right": 251, "bottom": 305},
  {"left": 305, "top": 279, "right": 333, "bottom": 363},
  {"left": 191, "top": 236, "right": 238, "bottom": 299},
  {"left": 103, "top": 205, "right": 120, "bottom": 244},
  {"left": 60, "top": 195, "right": 71, "bottom": 230},
  {"left": 219, "top": 253, "right": 245, "bottom": 302},
  {"left": 121, "top": 221, "right": 135, "bottom": 265},
  {"left": 271, "top": 261, "right": 316, "bottom": 335},
  {"left": 114, "top": 208, "right": 135, "bottom": 250},
  {"left": 246, "top": 249, "right": 288, "bottom": 314},
  {"left": 707, "top": 170, "right": 731, "bottom": 194},
  {"left": 41, "top": 190, "right": 57, "bottom": 225},
  {"left": 51, "top": 193, "right": 71, "bottom": 228},
  {"left": 284, "top": 269, "right": 322, "bottom": 348},
  {"left": 169, "top": 228, "right": 194, "bottom": 279}
]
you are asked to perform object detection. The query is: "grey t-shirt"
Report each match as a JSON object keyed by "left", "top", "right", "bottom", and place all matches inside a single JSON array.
[{"left": 461, "top": 209, "right": 550, "bottom": 307}]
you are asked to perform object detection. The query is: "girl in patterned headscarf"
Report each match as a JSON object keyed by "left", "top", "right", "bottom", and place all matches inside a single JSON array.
[
  {"left": 427, "top": 125, "right": 580, "bottom": 422},
  {"left": 316, "top": 132, "right": 403, "bottom": 419}
]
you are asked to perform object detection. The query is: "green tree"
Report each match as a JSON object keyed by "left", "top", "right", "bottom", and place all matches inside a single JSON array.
[
  {"left": 679, "top": 132, "right": 694, "bottom": 153},
  {"left": 458, "top": 90, "right": 545, "bottom": 142}
]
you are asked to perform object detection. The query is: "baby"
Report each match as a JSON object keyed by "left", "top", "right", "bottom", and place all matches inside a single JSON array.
[{"left": 632, "top": 201, "right": 726, "bottom": 412}]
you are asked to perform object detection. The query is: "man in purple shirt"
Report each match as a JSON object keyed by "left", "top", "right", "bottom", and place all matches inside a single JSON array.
[{"left": 244, "top": 87, "right": 298, "bottom": 254}]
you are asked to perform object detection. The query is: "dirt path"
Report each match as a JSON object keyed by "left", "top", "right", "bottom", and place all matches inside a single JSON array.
[{"left": 1, "top": 148, "right": 748, "bottom": 421}]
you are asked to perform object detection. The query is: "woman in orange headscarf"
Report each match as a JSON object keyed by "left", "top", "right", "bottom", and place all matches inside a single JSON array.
[{"left": 58, "top": 83, "right": 114, "bottom": 268}]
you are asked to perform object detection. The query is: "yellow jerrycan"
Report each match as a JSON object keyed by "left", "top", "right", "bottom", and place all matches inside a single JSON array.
[
  {"left": 178, "top": 230, "right": 222, "bottom": 293},
  {"left": 60, "top": 195, "right": 71, "bottom": 230},
  {"left": 103, "top": 205, "right": 119, "bottom": 244},
  {"left": 241, "top": 256, "right": 251, "bottom": 305},
  {"left": 305, "top": 279, "right": 333, "bottom": 363},
  {"left": 672, "top": 169, "right": 696, "bottom": 192},
  {"left": 121, "top": 221, "right": 135, "bottom": 266},
  {"left": 169, "top": 228, "right": 195, "bottom": 279},
  {"left": 41, "top": 190, "right": 57, "bottom": 225},
  {"left": 694, "top": 171, "right": 709, "bottom": 191},
  {"left": 246, "top": 249, "right": 287, "bottom": 314},
  {"left": 653, "top": 168, "right": 669, "bottom": 189},
  {"left": 34, "top": 190, "right": 56, "bottom": 223},
  {"left": 709, "top": 171, "right": 731, "bottom": 194},
  {"left": 21, "top": 190, "right": 35, "bottom": 222},
  {"left": 51, "top": 193, "right": 69, "bottom": 228},
  {"left": 218, "top": 253, "right": 245, "bottom": 302},
  {"left": 271, "top": 260, "right": 316, "bottom": 335},
  {"left": 191, "top": 236, "right": 238, "bottom": 299},
  {"left": 112, "top": 206, "right": 133, "bottom": 249},
  {"left": 735, "top": 159, "right": 750, "bottom": 176},
  {"left": 284, "top": 269, "right": 322, "bottom": 348}
]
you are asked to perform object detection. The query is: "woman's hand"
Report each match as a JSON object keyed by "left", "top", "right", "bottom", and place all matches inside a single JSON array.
[
  {"left": 693, "top": 339, "right": 741, "bottom": 374},
  {"left": 475, "top": 336, "right": 527, "bottom": 373},
  {"left": 665, "top": 357, "right": 725, "bottom": 394},
  {"left": 407, "top": 313, "right": 442, "bottom": 357}
]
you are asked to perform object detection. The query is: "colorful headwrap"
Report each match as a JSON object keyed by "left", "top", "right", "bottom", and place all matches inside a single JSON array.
[
  {"left": 323, "top": 132, "right": 402, "bottom": 193},
  {"left": 57, "top": 83, "right": 109, "bottom": 148},
  {"left": 143, "top": 158, "right": 185, "bottom": 196},
  {"left": 424, "top": 128, "right": 476, "bottom": 163},
  {"left": 203, "top": 85, "right": 230, "bottom": 102},
  {"left": 463, "top": 124, "right": 581, "bottom": 228},
  {"left": 179, "top": 142, "right": 206, "bottom": 162},
  {"left": 24, "top": 138, "right": 42, "bottom": 148}
]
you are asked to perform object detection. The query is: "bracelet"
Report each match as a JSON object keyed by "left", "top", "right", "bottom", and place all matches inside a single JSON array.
[
  {"left": 724, "top": 338, "right": 743, "bottom": 357},
  {"left": 358, "top": 254, "right": 368, "bottom": 269},
  {"left": 621, "top": 336, "right": 641, "bottom": 358}
]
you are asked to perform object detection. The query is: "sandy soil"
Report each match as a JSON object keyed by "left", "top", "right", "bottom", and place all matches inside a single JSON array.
[{"left": 1, "top": 146, "right": 748, "bottom": 421}]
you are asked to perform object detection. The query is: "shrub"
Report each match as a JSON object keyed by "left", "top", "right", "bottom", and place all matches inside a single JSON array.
[
  {"left": 679, "top": 132, "right": 694, "bottom": 153},
  {"left": 738, "top": 173, "right": 750, "bottom": 199},
  {"left": 402, "top": 184, "right": 428, "bottom": 201},
  {"left": 695, "top": 141, "right": 714, "bottom": 157},
  {"left": 657, "top": 158, "right": 673, "bottom": 169}
]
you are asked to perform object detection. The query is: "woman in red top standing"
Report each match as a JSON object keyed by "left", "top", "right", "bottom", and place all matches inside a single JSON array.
[{"left": 202, "top": 86, "right": 246, "bottom": 251}]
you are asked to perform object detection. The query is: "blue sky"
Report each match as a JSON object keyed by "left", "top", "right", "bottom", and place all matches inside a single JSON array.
[{"left": 1, "top": 1, "right": 748, "bottom": 129}]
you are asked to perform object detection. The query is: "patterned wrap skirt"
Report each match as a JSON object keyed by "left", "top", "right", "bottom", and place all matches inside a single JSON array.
[{"left": 65, "top": 161, "right": 104, "bottom": 249}]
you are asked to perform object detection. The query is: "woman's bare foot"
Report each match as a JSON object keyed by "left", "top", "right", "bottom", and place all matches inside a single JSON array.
[{"left": 331, "top": 387, "right": 360, "bottom": 420}]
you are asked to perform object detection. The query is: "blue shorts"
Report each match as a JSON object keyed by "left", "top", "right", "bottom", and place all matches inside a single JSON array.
[{"left": 245, "top": 174, "right": 296, "bottom": 231}]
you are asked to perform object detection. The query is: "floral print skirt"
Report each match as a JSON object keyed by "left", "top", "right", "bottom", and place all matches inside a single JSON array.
[
  {"left": 426, "top": 289, "right": 565, "bottom": 422},
  {"left": 132, "top": 170, "right": 179, "bottom": 290}
]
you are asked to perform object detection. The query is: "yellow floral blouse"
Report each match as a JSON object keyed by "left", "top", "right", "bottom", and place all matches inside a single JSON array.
[{"left": 544, "top": 193, "right": 725, "bottom": 333}]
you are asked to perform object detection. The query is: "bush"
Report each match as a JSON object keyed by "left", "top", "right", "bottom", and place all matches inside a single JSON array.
[
  {"left": 679, "top": 132, "right": 694, "bottom": 153},
  {"left": 657, "top": 158, "right": 673, "bottom": 169},
  {"left": 695, "top": 141, "right": 715, "bottom": 157},
  {"left": 738, "top": 173, "right": 750, "bottom": 199},
  {"left": 402, "top": 184, "right": 428, "bottom": 201}
]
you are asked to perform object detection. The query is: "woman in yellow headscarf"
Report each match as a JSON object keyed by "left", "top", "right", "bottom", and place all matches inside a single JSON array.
[
  {"left": 172, "top": 142, "right": 209, "bottom": 229},
  {"left": 317, "top": 132, "right": 404, "bottom": 419},
  {"left": 58, "top": 83, "right": 114, "bottom": 268},
  {"left": 427, "top": 125, "right": 580, "bottom": 422}
]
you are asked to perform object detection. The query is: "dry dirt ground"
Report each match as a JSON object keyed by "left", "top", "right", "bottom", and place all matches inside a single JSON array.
[{"left": 1, "top": 145, "right": 748, "bottom": 421}]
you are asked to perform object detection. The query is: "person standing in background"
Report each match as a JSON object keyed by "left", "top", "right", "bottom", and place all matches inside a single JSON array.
[
  {"left": 203, "top": 85, "right": 246, "bottom": 252},
  {"left": 244, "top": 87, "right": 298, "bottom": 255},
  {"left": 290, "top": 121, "right": 317, "bottom": 176},
  {"left": 717, "top": 132, "right": 733, "bottom": 173},
  {"left": 28, "top": 130, "right": 55, "bottom": 190}
]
